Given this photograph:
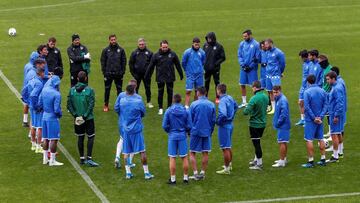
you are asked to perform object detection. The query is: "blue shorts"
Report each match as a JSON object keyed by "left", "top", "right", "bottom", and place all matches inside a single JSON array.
[
  {"left": 304, "top": 121, "right": 323, "bottom": 141},
  {"left": 260, "top": 68, "right": 266, "bottom": 88},
  {"left": 42, "top": 120, "right": 60, "bottom": 140},
  {"left": 299, "top": 86, "right": 305, "bottom": 100},
  {"left": 168, "top": 139, "right": 188, "bottom": 157},
  {"left": 122, "top": 132, "right": 146, "bottom": 154},
  {"left": 266, "top": 75, "right": 281, "bottom": 91},
  {"left": 277, "top": 129, "right": 290, "bottom": 143},
  {"left": 218, "top": 126, "right": 233, "bottom": 149},
  {"left": 186, "top": 74, "right": 204, "bottom": 91},
  {"left": 330, "top": 115, "right": 344, "bottom": 134},
  {"left": 239, "top": 69, "right": 258, "bottom": 86},
  {"left": 30, "top": 109, "right": 43, "bottom": 128},
  {"left": 190, "top": 135, "right": 211, "bottom": 153}
]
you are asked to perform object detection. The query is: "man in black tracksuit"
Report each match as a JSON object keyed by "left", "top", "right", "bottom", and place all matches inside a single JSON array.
[
  {"left": 46, "top": 37, "right": 63, "bottom": 79},
  {"left": 129, "top": 38, "right": 153, "bottom": 107},
  {"left": 203, "top": 32, "right": 226, "bottom": 103},
  {"left": 67, "top": 34, "right": 91, "bottom": 87},
  {"left": 145, "top": 40, "right": 183, "bottom": 115},
  {"left": 100, "top": 34, "right": 126, "bottom": 112}
]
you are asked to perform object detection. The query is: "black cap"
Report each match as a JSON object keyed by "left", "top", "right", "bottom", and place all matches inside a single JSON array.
[{"left": 72, "top": 34, "right": 80, "bottom": 41}]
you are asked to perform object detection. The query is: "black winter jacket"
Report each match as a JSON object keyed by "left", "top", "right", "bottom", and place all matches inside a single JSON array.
[
  {"left": 67, "top": 44, "right": 89, "bottom": 73},
  {"left": 100, "top": 43, "right": 126, "bottom": 76},
  {"left": 203, "top": 32, "right": 226, "bottom": 72},
  {"left": 129, "top": 47, "right": 153, "bottom": 77},
  {"left": 46, "top": 45, "right": 63, "bottom": 73}
]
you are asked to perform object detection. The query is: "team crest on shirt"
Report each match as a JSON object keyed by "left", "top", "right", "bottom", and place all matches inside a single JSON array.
[
  {"left": 250, "top": 44, "right": 254, "bottom": 48},
  {"left": 145, "top": 51, "right": 149, "bottom": 55},
  {"left": 80, "top": 46, "right": 84, "bottom": 50},
  {"left": 54, "top": 50, "right": 58, "bottom": 54},
  {"left": 272, "top": 53, "right": 275, "bottom": 57},
  {"left": 213, "top": 46, "right": 217, "bottom": 50},
  {"left": 107, "top": 49, "right": 111, "bottom": 52},
  {"left": 168, "top": 54, "right": 172, "bottom": 58},
  {"left": 117, "top": 49, "right": 120, "bottom": 53}
]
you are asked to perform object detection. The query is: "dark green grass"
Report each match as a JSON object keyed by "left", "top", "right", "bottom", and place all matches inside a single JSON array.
[{"left": 0, "top": 0, "right": 360, "bottom": 202}]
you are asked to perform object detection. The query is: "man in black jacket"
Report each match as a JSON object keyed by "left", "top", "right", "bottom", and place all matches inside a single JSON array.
[
  {"left": 67, "top": 34, "right": 91, "bottom": 87},
  {"left": 129, "top": 38, "right": 153, "bottom": 108},
  {"left": 145, "top": 40, "right": 183, "bottom": 115},
  {"left": 203, "top": 32, "right": 226, "bottom": 104},
  {"left": 100, "top": 34, "right": 126, "bottom": 112},
  {"left": 46, "top": 37, "right": 63, "bottom": 79}
]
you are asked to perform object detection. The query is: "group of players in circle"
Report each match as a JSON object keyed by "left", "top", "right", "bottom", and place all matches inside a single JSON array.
[{"left": 20, "top": 29, "right": 347, "bottom": 184}]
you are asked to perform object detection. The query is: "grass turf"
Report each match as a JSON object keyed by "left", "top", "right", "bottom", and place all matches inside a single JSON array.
[{"left": 0, "top": 0, "right": 360, "bottom": 202}]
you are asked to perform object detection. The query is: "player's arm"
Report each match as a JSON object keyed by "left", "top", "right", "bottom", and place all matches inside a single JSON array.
[
  {"left": 67, "top": 47, "right": 85, "bottom": 63},
  {"left": 114, "top": 95, "right": 121, "bottom": 115},
  {"left": 83, "top": 89, "right": 95, "bottom": 119},
  {"left": 100, "top": 48, "right": 107, "bottom": 75},
  {"left": 278, "top": 51, "right": 286, "bottom": 74},
  {"left": 243, "top": 97, "right": 255, "bottom": 115},
  {"left": 139, "top": 101, "right": 146, "bottom": 118},
  {"left": 334, "top": 90, "right": 344, "bottom": 118},
  {"left": 162, "top": 110, "right": 170, "bottom": 133},
  {"left": 145, "top": 54, "right": 156, "bottom": 80},
  {"left": 277, "top": 100, "right": 288, "bottom": 127},
  {"left": 173, "top": 53, "right": 184, "bottom": 80},
  {"left": 216, "top": 100, "right": 227, "bottom": 126},
  {"left": 54, "top": 94, "right": 62, "bottom": 118},
  {"left": 66, "top": 89, "right": 77, "bottom": 117},
  {"left": 237, "top": 43, "right": 244, "bottom": 66},
  {"left": 181, "top": 50, "right": 189, "bottom": 72},
  {"left": 215, "top": 45, "right": 225, "bottom": 66},
  {"left": 121, "top": 48, "right": 127, "bottom": 73},
  {"left": 304, "top": 92, "right": 316, "bottom": 121}
]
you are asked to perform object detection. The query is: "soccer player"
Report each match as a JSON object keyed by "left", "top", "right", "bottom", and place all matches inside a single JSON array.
[
  {"left": 237, "top": 29, "right": 260, "bottom": 108},
  {"left": 114, "top": 79, "right": 141, "bottom": 168},
  {"left": 118, "top": 84, "right": 154, "bottom": 180},
  {"left": 295, "top": 50, "right": 311, "bottom": 126},
  {"left": 271, "top": 86, "right": 291, "bottom": 168},
  {"left": 182, "top": 37, "right": 206, "bottom": 108},
  {"left": 243, "top": 81, "right": 269, "bottom": 170},
  {"left": 39, "top": 75, "right": 63, "bottom": 166},
  {"left": 66, "top": 71, "right": 99, "bottom": 167},
  {"left": 22, "top": 51, "right": 39, "bottom": 128},
  {"left": 21, "top": 59, "right": 46, "bottom": 153},
  {"left": 264, "top": 38, "right": 285, "bottom": 114},
  {"left": 100, "top": 34, "right": 127, "bottom": 112},
  {"left": 330, "top": 66, "right": 347, "bottom": 158},
  {"left": 145, "top": 40, "right": 183, "bottom": 115},
  {"left": 302, "top": 74, "right": 328, "bottom": 168},
  {"left": 46, "top": 37, "right": 63, "bottom": 79},
  {"left": 215, "top": 84, "right": 237, "bottom": 175},
  {"left": 203, "top": 32, "right": 226, "bottom": 103},
  {"left": 129, "top": 38, "right": 154, "bottom": 108},
  {"left": 307, "top": 50, "right": 323, "bottom": 87},
  {"left": 189, "top": 86, "right": 216, "bottom": 180},
  {"left": 162, "top": 94, "right": 192, "bottom": 184},
  {"left": 67, "top": 34, "right": 91, "bottom": 87},
  {"left": 326, "top": 71, "right": 345, "bottom": 163}
]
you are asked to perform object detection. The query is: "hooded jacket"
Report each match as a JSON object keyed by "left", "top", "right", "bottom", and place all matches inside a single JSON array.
[
  {"left": 162, "top": 103, "right": 192, "bottom": 141},
  {"left": 22, "top": 75, "right": 44, "bottom": 110},
  {"left": 216, "top": 94, "right": 238, "bottom": 127},
  {"left": 39, "top": 76, "right": 62, "bottom": 120},
  {"left": 46, "top": 45, "right": 63, "bottom": 73},
  {"left": 100, "top": 43, "right": 126, "bottom": 76},
  {"left": 304, "top": 84, "right": 328, "bottom": 122},
  {"left": 237, "top": 38, "right": 260, "bottom": 70},
  {"left": 266, "top": 47, "right": 286, "bottom": 77},
  {"left": 337, "top": 76, "right": 347, "bottom": 114},
  {"left": 129, "top": 47, "right": 153, "bottom": 77},
  {"left": 182, "top": 47, "right": 206, "bottom": 76},
  {"left": 145, "top": 48, "right": 183, "bottom": 83},
  {"left": 67, "top": 43, "right": 89, "bottom": 73},
  {"left": 301, "top": 60, "right": 311, "bottom": 89},
  {"left": 273, "top": 93, "right": 291, "bottom": 130},
  {"left": 23, "top": 52, "right": 39, "bottom": 87},
  {"left": 308, "top": 60, "right": 323, "bottom": 87},
  {"left": 203, "top": 32, "right": 226, "bottom": 72},
  {"left": 118, "top": 94, "right": 145, "bottom": 135},
  {"left": 189, "top": 96, "right": 216, "bottom": 137},
  {"left": 66, "top": 82, "right": 95, "bottom": 120},
  {"left": 328, "top": 82, "right": 345, "bottom": 118}
]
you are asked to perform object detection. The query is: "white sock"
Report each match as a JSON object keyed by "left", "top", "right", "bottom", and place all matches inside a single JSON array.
[
  {"left": 50, "top": 153, "right": 56, "bottom": 162},
  {"left": 125, "top": 165, "right": 131, "bottom": 174},
  {"left": 254, "top": 155, "right": 257, "bottom": 161},
  {"left": 23, "top": 114, "right": 28, "bottom": 123},
  {"left": 284, "top": 157, "right": 287, "bottom": 161},
  {"left": 328, "top": 125, "right": 331, "bottom": 133},
  {"left": 129, "top": 153, "right": 134, "bottom": 163},
  {"left": 257, "top": 158, "right": 263, "bottom": 165},
  {"left": 308, "top": 157, "right": 314, "bottom": 162},
  {"left": 183, "top": 174, "right": 188, "bottom": 180},
  {"left": 200, "top": 170, "right": 205, "bottom": 175},
  {"left": 31, "top": 141, "right": 36, "bottom": 147},
  {"left": 271, "top": 101, "right": 275, "bottom": 110},
  {"left": 224, "top": 166, "right": 230, "bottom": 171},
  {"left": 321, "top": 155, "right": 326, "bottom": 160},
  {"left": 143, "top": 165, "right": 149, "bottom": 174},
  {"left": 193, "top": 170, "right": 198, "bottom": 175},
  {"left": 36, "top": 144, "right": 41, "bottom": 149},
  {"left": 170, "top": 175, "right": 176, "bottom": 182},
  {"left": 115, "top": 138, "right": 123, "bottom": 161},
  {"left": 301, "top": 114, "right": 304, "bottom": 120},
  {"left": 229, "top": 162, "right": 232, "bottom": 167},
  {"left": 339, "top": 143, "right": 344, "bottom": 154},
  {"left": 278, "top": 159, "right": 284, "bottom": 165},
  {"left": 333, "top": 149, "right": 339, "bottom": 159},
  {"left": 242, "top": 96, "right": 246, "bottom": 104},
  {"left": 43, "top": 150, "right": 48, "bottom": 160}
]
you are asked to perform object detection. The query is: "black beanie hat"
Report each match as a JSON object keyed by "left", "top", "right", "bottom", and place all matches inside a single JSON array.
[{"left": 72, "top": 34, "right": 80, "bottom": 41}]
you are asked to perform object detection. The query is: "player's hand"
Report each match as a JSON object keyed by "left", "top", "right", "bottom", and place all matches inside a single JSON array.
[
  {"left": 333, "top": 117, "right": 339, "bottom": 124},
  {"left": 84, "top": 52, "right": 91, "bottom": 60}
]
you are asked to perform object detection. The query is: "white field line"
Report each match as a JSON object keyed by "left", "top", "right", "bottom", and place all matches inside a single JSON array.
[
  {"left": 0, "top": 0, "right": 95, "bottom": 12},
  {"left": 227, "top": 192, "right": 360, "bottom": 203},
  {"left": 0, "top": 69, "right": 109, "bottom": 203}
]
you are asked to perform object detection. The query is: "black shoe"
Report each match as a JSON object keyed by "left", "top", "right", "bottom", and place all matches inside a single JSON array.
[
  {"left": 183, "top": 179, "right": 189, "bottom": 184},
  {"left": 167, "top": 179, "right": 176, "bottom": 185},
  {"left": 22, "top": 122, "right": 29, "bottom": 127},
  {"left": 80, "top": 158, "right": 86, "bottom": 165},
  {"left": 326, "top": 156, "right": 339, "bottom": 163},
  {"left": 316, "top": 159, "right": 326, "bottom": 166}
]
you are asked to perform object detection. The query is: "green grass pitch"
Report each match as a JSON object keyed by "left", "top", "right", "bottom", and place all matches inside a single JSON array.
[{"left": 0, "top": 0, "right": 360, "bottom": 202}]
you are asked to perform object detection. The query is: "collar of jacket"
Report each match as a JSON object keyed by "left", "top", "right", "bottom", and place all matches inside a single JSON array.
[
  {"left": 109, "top": 43, "right": 120, "bottom": 49},
  {"left": 219, "top": 94, "right": 227, "bottom": 99},
  {"left": 254, "top": 89, "right": 263, "bottom": 95},
  {"left": 275, "top": 93, "right": 283, "bottom": 101},
  {"left": 159, "top": 48, "right": 171, "bottom": 55}
]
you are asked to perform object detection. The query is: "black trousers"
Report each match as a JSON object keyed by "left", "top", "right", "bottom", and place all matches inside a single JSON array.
[
  {"left": 134, "top": 73, "right": 151, "bottom": 103},
  {"left": 70, "top": 71, "right": 88, "bottom": 87},
  {"left": 104, "top": 75, "right": 123, "bottom": 105},
  {"left": 157, "top": 82, "right": 173, "bottom": 109},
  {"left": 205, "top": 69, "right": 220, "bottom": 98}
]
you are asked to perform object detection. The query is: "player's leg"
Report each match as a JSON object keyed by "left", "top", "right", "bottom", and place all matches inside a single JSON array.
[
  {"left": 103, "top": 76, "right": 113, "bottom": 112},
  {"left": 185, "top": 75, "right": 193, "bottom": 108},
  {"left": 296, "top": 99, "right": 305, "bottom": 126},
  {"left": 213, "top": 70, "right": 220, "bottom": 102},
  {"left": 75, "top": 122, "right": 86, "bottom": 164},
  {"left": 22, "top": 104, "right": 29, "bottom": 127},
  {"left": 181, "top": 156, "right": 189, "bottom": 183},
  {"left": 41, "top": 120, "right": 49, "bottom": 165},
  {"left": 201, "top": 151, "right": 209, "bottom": 177},
  {"left": 85, "top": 119, "right": 98, "bottom": 167},
  {"left": 35, "top": 127, "right": 43, "bottom": 153},
  {"left": 122, "top": 132, "right": 133, "bottom": 178},
  {"left": 302, "top": 122, "right": 316, "bottom": 168},
  {"left": 204, "top": 71, "right": 212, "bottom": 97},
  {"left": 239, "top": 69, "right": 248, "bottom": 108},
  {"left": 273, "top": 130, "right": 289, "bottom": 167},
  {"left": 249, "top": 127, "right": 264, "bottom": 170},
  {"left": 115, "top": 136, "right": 123, "bottom": 168},
  {"left": 168, "top": 157, "right": 176, "bottom": 184},
  {"left": 143, "top": 76, "right": 153, "bottom": 107},
  {"left": 157, "top": 82, "right": 165, "bottom": 114},
  {"left": 114, "top": 75, "right": 123, "bottom": 95},
  {"left": 328, "top": 115, "right": 341, "bottom": 163},
  {"left": 185, "top": 90, "right": 192, "bottom": 108},
  {"left": 217, "top": 127, "right": 231, "bottom": 174},
  {"left": 178, "top": 139, "right": 189, "bottom": 183},
  {"left": 199, "top": 136, "right": 211, "bottom": 178},
  {"left": 166, "top": 82, "right": 174, "bottom": 109},
  {"left": 48, "top": 120, "right": 62, "bottom": 166},
  {"left": 135, "top": 133, "right": 153, "bottom": 180}
]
